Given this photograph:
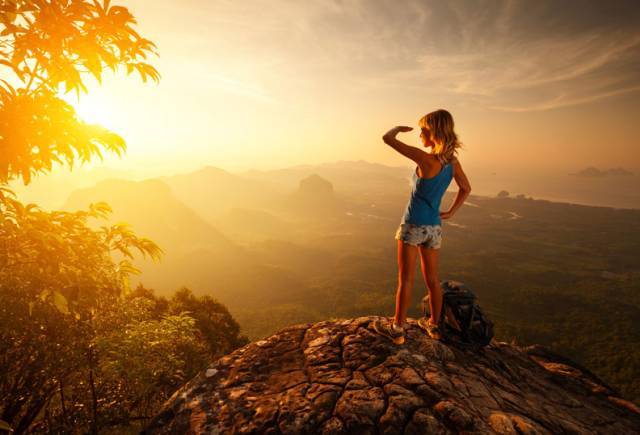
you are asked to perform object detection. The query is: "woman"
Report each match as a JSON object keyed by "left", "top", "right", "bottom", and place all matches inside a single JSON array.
[{"left": 373, "top": 109, "right": 471, "bottom": 344}]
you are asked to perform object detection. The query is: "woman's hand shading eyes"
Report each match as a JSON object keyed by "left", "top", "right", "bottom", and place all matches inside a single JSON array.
[{"left": 395, "top": 126, "right": 413, "bottom": 133}]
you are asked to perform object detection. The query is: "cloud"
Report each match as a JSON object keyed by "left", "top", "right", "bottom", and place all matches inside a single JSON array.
[
  {"left": 487, "top": 84, "right": 640, "bottom": 112},
  {"left": 410, "top": 29, "right": 640, "bottom": 111},
  {"left": 338, "top": 0, "right": 640, "bottom": 112},
  {"left": 147, "top": 0, "right": 640, "bottom": 112}
]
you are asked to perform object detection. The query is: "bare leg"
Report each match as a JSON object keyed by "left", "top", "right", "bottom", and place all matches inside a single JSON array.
[
  {"left": 445, "top": 306, "right": 462, "bottom": 331},
  {"left": 394, "top": 239, "right": 419, "bottom": 326},
  {"left": 418, "top": 246, "right": 443, "bottom": 324}
]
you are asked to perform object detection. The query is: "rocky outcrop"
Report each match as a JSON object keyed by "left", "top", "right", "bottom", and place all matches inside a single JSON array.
[
  {"left": 277, "top": 174, "right": 346, "bottom": 221},
  {"left": 298, "top": 174, "right": 334, "bottom": 195},
  {"left": 144, "top": 317, "right": 640, "bottom": 434}
]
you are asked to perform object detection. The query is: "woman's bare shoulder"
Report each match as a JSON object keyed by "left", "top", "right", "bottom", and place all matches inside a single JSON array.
[
  {"left": 422, "top": 153, "right": 441, "bottom": 166},
  {"left": 417, "top": 153, "right": 446, "bottom": 177}
]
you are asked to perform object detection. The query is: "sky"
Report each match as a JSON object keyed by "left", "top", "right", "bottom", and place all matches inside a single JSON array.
[{"left": 58, "top": 0, "right": 640, "bottom": 177}]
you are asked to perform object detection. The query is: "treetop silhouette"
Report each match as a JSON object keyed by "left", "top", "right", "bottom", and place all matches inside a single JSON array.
[{"left": 0, "top": 0, "right": 160, "bottom": 184}]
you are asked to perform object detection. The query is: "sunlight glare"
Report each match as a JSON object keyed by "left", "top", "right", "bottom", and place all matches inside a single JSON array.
[{"left": 60, "top": 89, "right": 123, "bottom": 132}]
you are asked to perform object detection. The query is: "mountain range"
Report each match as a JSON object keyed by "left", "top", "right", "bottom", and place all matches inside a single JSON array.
[{"left": 59, "top": 160, "right": 640, "bottom": 404}]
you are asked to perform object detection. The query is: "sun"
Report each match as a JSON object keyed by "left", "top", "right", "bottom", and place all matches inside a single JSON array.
[
  {"left": 73, "top": 97, "right": 114, "bottom": 128},
  {"left": 60, "top": 90, "right": 120, "bottom": 131},
  {"left": 74, "top": 98, "right": 111, "bottom": 126}
]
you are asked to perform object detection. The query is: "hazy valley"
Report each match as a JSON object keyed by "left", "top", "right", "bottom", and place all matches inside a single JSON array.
[{"left": 59, "top": 160, "right": 640, "bottom": 404}]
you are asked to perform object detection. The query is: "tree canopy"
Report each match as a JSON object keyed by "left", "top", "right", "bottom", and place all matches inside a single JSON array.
[{"left": 0, "top": 0, "right": 160, "bottom": 184}]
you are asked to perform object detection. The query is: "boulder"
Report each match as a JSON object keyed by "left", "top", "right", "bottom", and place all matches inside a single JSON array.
[{"left": 144, "top": 317, "right": 640, "bottom": 434}]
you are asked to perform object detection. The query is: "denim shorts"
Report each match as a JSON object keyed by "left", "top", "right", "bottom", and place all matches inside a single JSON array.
[{"left": 395, "top": 223, "right": 442, "bottom": 249}]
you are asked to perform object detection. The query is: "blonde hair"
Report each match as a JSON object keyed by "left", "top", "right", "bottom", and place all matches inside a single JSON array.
[{"left": 418, "top": 109, "right": 463, "bottom": 164}]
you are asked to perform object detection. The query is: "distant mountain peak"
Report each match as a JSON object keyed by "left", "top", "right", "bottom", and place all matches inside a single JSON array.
[
  {"left": 298, "top": 173, "right": 334, "bottom": 195},
  {"left": 145, "top": 317, "right": 640, "bottom": 434},
  {"left": 200, "top": 165, "right": 231, "bottom": 175}
]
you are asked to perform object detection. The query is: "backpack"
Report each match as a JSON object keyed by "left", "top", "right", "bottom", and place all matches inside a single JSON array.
[{"left": 421, "top": 280, "right": 494, "bottom": 350}]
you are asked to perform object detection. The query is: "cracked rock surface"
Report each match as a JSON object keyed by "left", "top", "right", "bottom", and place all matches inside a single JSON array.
[{"left": 144, "top": 317, "right": 640, "bottom": 434}]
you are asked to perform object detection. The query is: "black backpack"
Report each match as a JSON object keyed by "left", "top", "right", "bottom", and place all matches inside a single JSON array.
[{"left": 421, "top": 280, "right": 494, "bottom": 350}]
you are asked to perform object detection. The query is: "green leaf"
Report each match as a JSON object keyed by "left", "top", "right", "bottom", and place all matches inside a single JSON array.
[
  {"left": 0, "top": 419, "right": 13, "bottom": 431},
  {"left": 53, "top": 291, "right": 70, "bottom": 315}
]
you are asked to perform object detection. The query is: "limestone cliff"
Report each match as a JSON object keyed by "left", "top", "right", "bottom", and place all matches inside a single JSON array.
[{"left": 144, "top": 317, "right": 640, "bottom": 434}]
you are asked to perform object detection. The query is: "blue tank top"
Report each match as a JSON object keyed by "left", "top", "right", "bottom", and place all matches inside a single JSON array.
[{"left": 400, "top": 159, "right": 453, "bottom": 225}]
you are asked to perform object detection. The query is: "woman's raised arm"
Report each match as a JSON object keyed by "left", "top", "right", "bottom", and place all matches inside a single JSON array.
[{"left": 382, "top": 126, "right": 428, "bottom": 166}]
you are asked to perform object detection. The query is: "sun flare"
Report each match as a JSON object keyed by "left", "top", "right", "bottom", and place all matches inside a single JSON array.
[
  {"left": 75, "top": 99, "right": 111, "bottom": 125},
  {"left": 65, "top": 94, "right": 111, "bottom": 127},
  {"left": 58, "top": 87, "right": 128, "bottom": 133}
]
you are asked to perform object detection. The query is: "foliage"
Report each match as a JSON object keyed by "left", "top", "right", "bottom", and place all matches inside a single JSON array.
[
  {"left": 53, "top": 293, "right": 212, "bottom": 432},
  {"left": 0, "top": 183, "right": 153, "bottom": 433},
  {"left": 0, "top": 187, "right": 162, "bottom": 306},
  {"left": 0, "top": 280, "right": 243, "bottom": 433},
  {"left": 0, "top": 2, "right": 239, "bottom": 433},
  {"left": 0, "top": 226, "right": 245, "bottom": 433},
  {"left": 0, "top": 0, "right": 160, "bottom": 184},
  {"left": 170, "top": 287, "right": 248, "bottom": 358},
  {"left": 0, "top": 188, "right": 244, "bottom": 432},
  {"left": 0, "top": 283, "right": 87, "bottom": 434}
]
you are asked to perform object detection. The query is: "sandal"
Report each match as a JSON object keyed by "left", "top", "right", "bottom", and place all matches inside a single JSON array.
[{"left": 418, "top": 317, "right": 442, "bottom": 340}]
